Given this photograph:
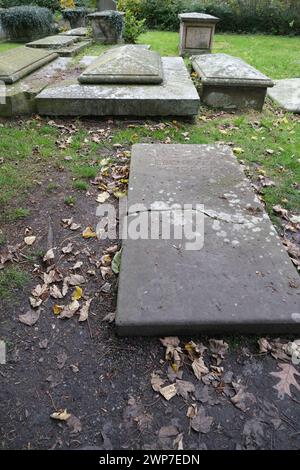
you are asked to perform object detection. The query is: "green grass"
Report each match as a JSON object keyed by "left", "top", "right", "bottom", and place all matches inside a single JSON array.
[
  {"left": 0, "top": 32, "right": 300, "bottom": 229},
  {"left": 0, "top": 42, "right": 22, "bottom": 53},
  {"left": 0, "top": 266, "right": 29, "bottom": 300}
]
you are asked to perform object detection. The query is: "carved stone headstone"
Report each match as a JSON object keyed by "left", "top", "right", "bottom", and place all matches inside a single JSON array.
[
  {"left": 87, "top": 11, "right": 124, "bottom": 44},
  {"left": 97, "top": 0, "right": 117, "bottom": 11},
  {"left": 78, "top": 45, "right": 163, "bottom": 84},
  {"left": 178, "top": 13, "right": 219, "bottom": 56}
]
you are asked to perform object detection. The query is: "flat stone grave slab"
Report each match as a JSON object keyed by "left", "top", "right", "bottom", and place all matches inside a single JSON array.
[
  {"left": 116, "top": 144, "right": 300, "bottom": 336},
  {"left": 26, "top": 35, "right": 80, "bottom": 49},
  {"left": 0, "top": 57, "right": 71, "bottom": 117},
  {"left": 78, "top": 45, "right": 163, "bottom": 84},
  {"left": 59, "top": 27, "right": 88, "bottom": 37},
  {"left": 192, "top": 53, "right": 274, "bottom": 110},
  {"left": 36, "top": 57, "right": 200, "bottom": 117},
  {"left": 0, "top": 46, "right": 57, "bottom": 84},
  {"left": 54, "top": 40, "right": 92, "bottom": 57},
  {"left": 268, "top": 79, "right": 300, "bottom": 114}
]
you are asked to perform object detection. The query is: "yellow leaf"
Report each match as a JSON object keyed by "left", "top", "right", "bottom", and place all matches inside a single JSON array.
[
  {"left": 82, "top": 226, "right": 97, "bottom": 239},
  {"left": 53, "top": 304, "right": 63, "bottom": 315},
  {"left": 50, "top": 409, "right": 71, "bottom": 421},
  {"left": 233, "top": 147, "right": 244, "bottom": 155},
  {"left": 113, "top": 191, "right": 127, "bottom": 199},
  {"left": 72, "top": 286, "right": 83, "bottom": 301}
]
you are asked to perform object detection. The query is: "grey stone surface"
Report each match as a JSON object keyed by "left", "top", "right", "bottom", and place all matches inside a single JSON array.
[
  {"left": 179, "top": 12, "right": 219, "bottom": 56},
  {"left": 88, "top": 11, "right": 125, "bottom": 44},
  {"left": 97, "top": 0, "right": 117, "bottom": 10},
  {"left": 0, "top": 47, "right": 58, "bottom": 84},
  {"left": 36, "top": 57, "right": 200, "bottom": 117},
  {"left": 59, "top": 27, "right": 88, "bottom": 37},
  {"left": 116, "top": 144, "right": 300, "bottom": 336},
  {"left": 53, "top": 39, "right": 92, "bottom": 57},
  {"left": 27, "top": 35, "right": 79, "bottom": 49},
  {"left": 0, "top": 57, "right": 71, "bottom": 117},
  {"left": 267, "top": 78, "right": 300, "bottom": 114},
  {"left": 78, "top": 45, "right": 163, "bottom": 84},
  {"left": 192, "top": 53, "right": 274, "bottom": 110}
]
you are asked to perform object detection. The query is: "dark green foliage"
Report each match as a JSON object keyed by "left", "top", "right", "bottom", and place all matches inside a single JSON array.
[
  {"left": 123, "top": 9, "right": 145, "bottom": 43},
  {"left": 139, "top": 0, "right": 300, "bottom": 35},
  {"left": 0, "top": 6, "right": 54, "bottom": 41},
  {"left": 0, "top": 0, "right": 60, "bottom": 11}
]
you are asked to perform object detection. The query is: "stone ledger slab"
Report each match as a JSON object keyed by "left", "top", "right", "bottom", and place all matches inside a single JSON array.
[
  {"left": 27, "top": 35, "right": 80, "bottom": 49},
  {"left": 78, "top": 45, "right": 163, "bottom": 84},
  {"left": 36, "top": 57, "right": 200, "bottom": 117},
  {"left": 54, "top": 40, "right": 92, "bottom": 57},
  {"left": 192, "top": 53, "right": 274, "bottom": 110},
  {"left": 59, "top": 27, "right": 88, "bottom": 37},
  {"left": 268, "top": 79, "right": 300, "bottom": 114},
  {"left": 116, "top": 144, "right": 300, "bottom": 336},
  {"left": 0, "top": 57, "right": 71, "bottom": 117},
  {"left": 0, "top": 47, "right": 58, "bottom": 84}
]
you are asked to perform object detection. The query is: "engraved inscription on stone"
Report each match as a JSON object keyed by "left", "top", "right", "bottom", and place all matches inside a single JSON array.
[{"left": 186, "top": 27, "right": 211, "bottom": 49}]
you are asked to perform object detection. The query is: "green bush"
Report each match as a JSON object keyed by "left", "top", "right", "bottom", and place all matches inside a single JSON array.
[
  {"left": 61, "top": 7, "right": 87, "bottom": 27},
  {"left": 0, "top": 6, "right": 54, "bottom": 42},
  {"left": 118, "top": 0, "right": 145, "bottom": 43},
  {"left": 138, "top": 0, "right": 300, "bottom": 35},
  {"left": 0, "top": 0, "right": 60, "bottom": 12}
]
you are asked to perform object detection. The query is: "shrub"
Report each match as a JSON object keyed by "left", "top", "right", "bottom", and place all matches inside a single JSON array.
[
  {"left": 0, "top": 6, "right": 54, "bottom": 42},
  {"left": 0, "top": 1, "right": 60, "bottom": 12},
  {"left": 140, "top": 0, "right": 184, "bottom": 31},
  {"left": 118, "top": 0, "right": 145, "bottom": 43}
]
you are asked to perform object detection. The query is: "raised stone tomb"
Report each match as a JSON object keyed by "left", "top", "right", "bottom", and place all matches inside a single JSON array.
[
  {"left": 268, "top": 79, "right": 300, "bottom": 114},
  {"left": 78, "top": 45, "right": 163, "bottom": 84},
  {"left": 0, "top": 47, "right": 57, "bottom": 84},
  {"left": 27, "top": 35, "right": 80, "bottom": 49},
  {"left": 116, "top": 144, "right": 300, "bottom": 336},
  {"left": 192, "top": 53, "right": 274, "bottom": 110},
  {"left": 178, "top": 13, "right": 219, "bottom": 56},
  {"left": 36, "top": 48, "right": 200, "bottom": 117}
]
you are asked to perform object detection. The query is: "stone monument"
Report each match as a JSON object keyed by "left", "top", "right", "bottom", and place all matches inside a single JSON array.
[
  {"left": 87, "top": 10, "right": 125, "bottom": 44},
  {"left": 178, "top": 12, "right": 219, "bottom": 56},
  {"left": 97, "top": 0, "right": 117, "bottom": 11}
]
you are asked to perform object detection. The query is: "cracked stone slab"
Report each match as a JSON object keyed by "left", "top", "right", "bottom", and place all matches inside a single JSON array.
[
  {"left": 36, "top": 57, "right": 200, "bottom": 117},
  {"left": 0, "top": 46, "right": 58, "bottom": 84},
  {"left": 26, "top": 35, "right": 80, "bottom": 49},
  {"left": 78, "top": 45, "right": 163, "bottom": 84},
  {"left": 267, "top": 79, "right": 300, "bottom": 114},
  {"left": 116, "top": 144, "right": 300, "bottom": 336}
]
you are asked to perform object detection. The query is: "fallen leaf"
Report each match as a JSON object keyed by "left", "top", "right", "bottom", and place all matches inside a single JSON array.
[
  {"left": 24, "top": 236, "right": 36, "bottom": 246},
  {"left": 29, "top": 296, "right": 42, "bottom": 308},
  {"left": 112, "top": 249, "right": 122, "bottom": 274},
  {"left": 175, "top": 380, "right": 195, "bottom": 400},
  {"left": 50, "top": 285, "right": 63, "bottom": 299},
  {"left": 78, "top": 299, "right": 92, "bottom": 322},
  {"left": 72, "top": 261, "right": 83, "bottom": 270},
  {"left": 82, "top": 227, "right": 97, "bottom": 239},
  {"left": 96, "top": 191, "right": 110, "bottom": 203},
  {"left": 150, "top": 372, "right": 165, "bottom": 392},
  {"left": 191, "top": 406, "right": 213, "bottom": 434},
  {"left": 51, "top": 409, "right": 71, "bottom": 421},
  {"left": 209, "top": 339, "right": 229, "bottom": 360},
  {"left": 59, "top": 300, "right": 80, "bottom": 319},
  {"left": 53, "top": 304, "right": 63, "bottom": 315},
  {"left": 159, "top": 384, "right": 177, "bottom": 401},
  {"left": 62, "top": 243, "right": 73, "bottom": 254},
  {"left": 158, "top": 425, "right": 179, "bottom": 438},
  {"left": 43, "top": 248, "right": 55, "bottom": 262},
  {"left": 270, "top": 363, "right": 300, "bottom": 399},
  {"left": 231, "top": 383, "right": 256, "bottom": 412},
  {"left": 66, "top": 274, "right": 85, "bottom": 286},
  {"left": 192, "top": 357, "right": 209, "bottom": 380},
  {"left": 19, "top": 309, "right": 40, "bottom": 326},
  {"left": 102, "top": 311, "right": 116, "bottom": 323},
  {"left": 258, "top": 337, "right": 271, "bottom": 353},
  {"left": 71, "top": 286, "right": 83, "bottom": 301}
]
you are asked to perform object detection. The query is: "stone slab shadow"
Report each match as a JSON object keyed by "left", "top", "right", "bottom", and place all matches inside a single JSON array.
[
  {"left": 192, "top": 53, "right": 274, "bottom": 111},
  {"left": 116, "top": 144, "right": 300, "bottom": 336},
  {"left": 268, "top": 79, "right": 300, "bottom": 114}
]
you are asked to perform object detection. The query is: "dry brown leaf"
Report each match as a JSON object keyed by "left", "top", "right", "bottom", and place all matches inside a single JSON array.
[
  {"left": 258, "top": 337, "right": 271, "bottom": 353},
  {"left": 231, "top": 383, "right": 256, "bottom": 412},
  {"left": 191, "top": 406, "right": 213, "bottom": 434},
  {"left": 62, "top": 243, "right": 73, "bottom": 254},
  {"left": 50, "top": 409, "right": 71, "bottom": 421},
  {"left": 78, "top": 299, "right": 92, "bottom": 322},
  {"left": 50, "top": 285, "right": 63, "bottom": 299},
  {"left": 24, "top": 236, "right": 36, "bottom": 246},
  {"left": 270, "top": 363, "right": 300, "bottom": 399},
  {"left": 66, "top": 274, "right": 85, "bottom": 286},
  {"left": 29, "top": 296, "right": 43, "bottom": 308},
  {"left": 59, "top": 300, "right": 80, "bottom": 319},
  {"left": 159, "top": 384, "right": 177, "bottom": 401},
  {"left": 175, "top": 379, "right": 195, "bottom": 400},
  {"left": 192, "top": 357, "right": 209, "bottom": 380},
  {"left": 43, "top": 248, "right": 55, "bottom": 262},
  {"left": 19, "top": 309, "right": 41, "bottom": 326},
  {"left": 102, "top": 311, "right": 116, "bottom": 323},
  {"left": 150, "top": 372, "right": 165, "bottom": 392}
]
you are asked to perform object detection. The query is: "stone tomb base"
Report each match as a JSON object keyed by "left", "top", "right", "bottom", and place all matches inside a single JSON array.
[
  {"left": 36, "top": 57, "right": 200, "bottom": 117},
  {"left": 268, "top": 79, "right": 300, "bottom": 114},
  {"left": 116, "top": 144, "right": 299, "bottom": 336},
  {"left": 26, "top": 34, "right": 92, "bottom": 57}
]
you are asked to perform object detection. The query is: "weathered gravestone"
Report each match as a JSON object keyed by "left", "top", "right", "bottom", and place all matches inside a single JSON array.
[
  {"left": 78, "top": 45, "right": 163, "bottom": 84},
  {"left": 36, "top": 47, "right": 200, "bottom": 117},
  {"left": 178, "top": 13, "right": 219, "bottom": 56},
  {"left": 97, "top": 0, "right": 117, "bottom": 10},
  {"left": 0, "top": 46, "right": 57, "bottom": 84},
  {"left": 192, "top": 53, "right": 274, "bottom": 110},
  {"left": 59, "top": 27, "right": 88, "bottom": 37},
  {"left": 116, "top": 144, "right": 300, "bottom": 336},
  {"left": 27, "top": 35, "right": 80, "bottom": 50},
  {"left": 268, "top": 79, "right": 300, "bottom": 114},
  {"left": 88, "top": 11, "right": 124, "bottom": 44}
]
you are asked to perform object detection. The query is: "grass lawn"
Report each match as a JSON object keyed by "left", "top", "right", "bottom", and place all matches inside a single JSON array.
[{"left": 0, "top": 31, "right": 299, "bottom": 229}]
